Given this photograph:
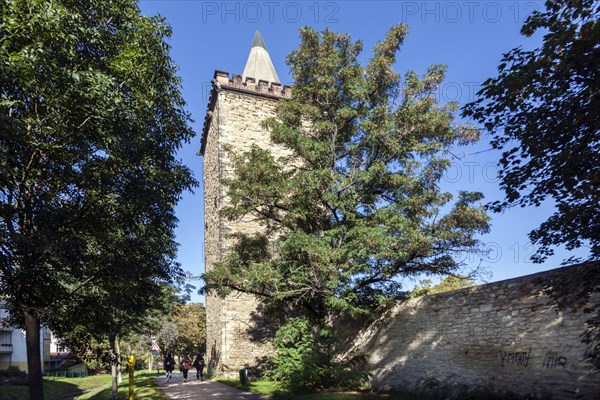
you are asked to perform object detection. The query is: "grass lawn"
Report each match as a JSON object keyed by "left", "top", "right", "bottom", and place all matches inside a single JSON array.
[
  {"left": 0, "top": 371, "right": 165, "bottom": 400},
  {"left": 77, "top": 371, "right": 166, "bottom": 400},
  {"left": 215, "top": 378, "right": 424, "bottom": 400},
  {"left": 0, "top": 374, "right": 110, "bottom": 400}
]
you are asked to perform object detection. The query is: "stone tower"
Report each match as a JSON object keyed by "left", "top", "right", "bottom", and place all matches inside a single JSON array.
[{"left": 200, "top": 31, "right": 291, "bottom": 376}]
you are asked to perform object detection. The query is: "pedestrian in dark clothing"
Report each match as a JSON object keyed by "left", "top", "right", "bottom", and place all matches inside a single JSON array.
[
  {"left": 193, "top": 353, "right": 205, "bottom": 381},
  {"left": 164, "top": 354, "right": 175, "bottom": 382},
  {"left": 180, "top": 355, "right": 191, "bottom": 382}
]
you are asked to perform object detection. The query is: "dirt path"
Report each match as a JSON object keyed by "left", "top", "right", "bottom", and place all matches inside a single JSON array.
[{"left": 156, "top": 372, "right": 270, "bottom": 400}]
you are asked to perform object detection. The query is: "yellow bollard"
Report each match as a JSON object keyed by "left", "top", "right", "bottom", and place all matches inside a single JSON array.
[{"left": 128, "top": 354, "right": 135, "bottom": 400}]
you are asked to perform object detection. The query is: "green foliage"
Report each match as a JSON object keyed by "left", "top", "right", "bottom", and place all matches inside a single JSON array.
[
  {"left": 0, "top": 365, "right": 26, "bottom": 382},
  {"left": 63, "top": 335, "right": 113, "bottom": 372},
  {"left": 266, "top": 318, "right": 368, "bottom": 393},
  {"left": 0, "top": 0, "right": 196, "bottom": 396},
  {"left": 266, "top": 318, "right": 324, "bottom": 392},
  {"left": 539, "top": 261, "right": 600, "bottom": 371},
  {"left": 216, "top": 377, "right": 420, "bottom": 399},
  {"left": 215, "top": 378, "right": 280, "bottom": 395},
  {"left": 169, "top": 302, "right": 207, "bottom": 356},
  {"left": 0, "top": 0, "right": 195, "bottom": 320},
  {"left": 59, "top": 301, "right": 205, "bottom": 375},
  {"left": 3, "top": 365, "right": 24, "bottom": 376},
  {"left": 411, "top": 275, "right": 477, "bottom": 297},
  {"left": 205, "top": 25, "right": 489, "bottom": 392},
  {"left": 582, "top": 313, "right": 600, "bottom": 372},
  {"left": 153, "top": 316, "right": 178, "bottom": 355},
  {"left": 462, "top": 0, "right": 600, "bottom": 262},
  {"left": 206, "top": 24, "right": 488, "bottom": 317}
]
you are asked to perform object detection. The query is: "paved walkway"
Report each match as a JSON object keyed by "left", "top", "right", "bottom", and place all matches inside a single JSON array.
[{"left": 156, "top": 372, "right": 270, "bottom": 399}]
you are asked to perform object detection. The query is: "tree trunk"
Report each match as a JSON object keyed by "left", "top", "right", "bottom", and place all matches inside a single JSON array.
[
  {"left": 23, "top": 307, "right": 44, "bottom": 400},
  {"left": 116, "top": 335, "right": 122, "bottom": 384},
  {"left": 109, "top": 335, "right": 118, "bottom": 400}
]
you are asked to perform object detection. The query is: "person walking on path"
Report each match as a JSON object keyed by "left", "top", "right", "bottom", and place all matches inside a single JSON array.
[
  {"left": 180, "top": 355, "right": 191, "bottom": 382},
  {"left": 164, "top": 354, "right": 175, "bottom": 382},
  {"left": 192, "top": 353, "right": 205, "bottom": 381}
]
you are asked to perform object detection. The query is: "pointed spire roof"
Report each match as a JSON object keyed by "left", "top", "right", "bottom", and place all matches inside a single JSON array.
[
  {"left": 242, "top": 30, "right": 280, "bottom": 84},
  {"left": 252, "top": 30, "right": 267, "bottom": 49}
]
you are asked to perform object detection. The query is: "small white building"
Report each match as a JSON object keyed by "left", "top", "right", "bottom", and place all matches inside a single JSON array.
[{"left": 0, "top": 302, "right": 51, "bottom": 373}]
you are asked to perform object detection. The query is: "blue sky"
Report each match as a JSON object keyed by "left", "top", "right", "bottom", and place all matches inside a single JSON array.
[{"left": 138, "top": 1, "right": 584, "bottom": 302}]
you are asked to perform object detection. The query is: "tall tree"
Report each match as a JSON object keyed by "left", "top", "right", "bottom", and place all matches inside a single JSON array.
[
  {"left": 462, "top": 0, "right": 599, "bottom": 262},
  {"left": 154, "top": 316, "right": 179, "bottom": 358},
  {"left": 171, "top": 303, "right": 206, "bottom": 356},
  {"left": 0, "top": 1, "right": 195, "bottom": 398},
  {"left": 55, "top": 274, "right": 184, "bottom": 398},
  {"left": 204, "top": 25, "right": 489, "bottom": 390}
]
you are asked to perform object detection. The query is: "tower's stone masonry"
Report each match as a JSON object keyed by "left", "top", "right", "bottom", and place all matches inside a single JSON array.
[{"left": 201, "top": 70, "right": 292, "bottom": 376}]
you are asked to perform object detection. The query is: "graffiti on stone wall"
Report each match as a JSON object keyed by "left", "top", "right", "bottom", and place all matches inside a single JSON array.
[
  {"left": 499, "top": 349, "right": 568, "bottom": 369},
  {"left": 542, "top": 352, "right": 567, "bottom": 369},
  {"left": 500, "top": 348, "right": 530, "bottom": 367}
]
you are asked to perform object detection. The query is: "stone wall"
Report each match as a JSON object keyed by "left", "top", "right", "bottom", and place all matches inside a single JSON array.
[
  {"left": 351, "top": 264, "right": 600, "bottom": 399},
  {"left": 202, "top": 79, "right": 222, "bottom": 373},
  {"left": 201, "top": 71, "right": 292, "bottom": 376}
]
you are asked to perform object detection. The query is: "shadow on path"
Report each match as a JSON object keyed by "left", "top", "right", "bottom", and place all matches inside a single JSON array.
[{"left": 156, "top": 372, "right": 270, "bottom": 400}]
